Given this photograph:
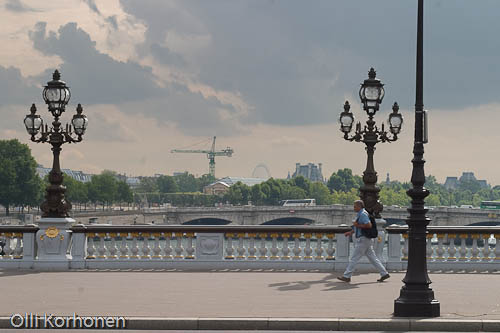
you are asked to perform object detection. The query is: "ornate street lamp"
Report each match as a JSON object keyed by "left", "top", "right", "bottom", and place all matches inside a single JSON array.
[
  {"left": 339, "top": 68, "right": 403, "bottom": 218},
  {"left": 394, "top": 0, "right": 440, "bottom": 317},
  {"left": 23, "top": 70, "right": 88, "bottom": 218}
]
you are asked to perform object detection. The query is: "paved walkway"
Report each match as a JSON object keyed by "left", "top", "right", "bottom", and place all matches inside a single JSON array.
[{"left": 1, "top": 270, "right": 499, "bottom": 330}]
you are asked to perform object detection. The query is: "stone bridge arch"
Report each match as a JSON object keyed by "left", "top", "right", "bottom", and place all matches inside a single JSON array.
[
  {"left": 260, "top": 217, "right": 315, "bottom": 225},
  {"left": 182, "top": 218, "right": 232, "bottom": 225}
]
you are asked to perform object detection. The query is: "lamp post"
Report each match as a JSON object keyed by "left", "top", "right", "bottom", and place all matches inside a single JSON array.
[
  {"left": 394, "top": 0, "right": 440, "bottom": 317},
  {"left": 339, "top": 68, "right": 403, "bottom": 218},
  {"left": 23, "top": 70, "right": 88, "bottom": 218}
]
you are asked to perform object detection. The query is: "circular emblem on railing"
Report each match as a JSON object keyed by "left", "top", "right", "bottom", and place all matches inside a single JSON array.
[{"left": 45, "top": 227, "right": 60, "bottom": 238}]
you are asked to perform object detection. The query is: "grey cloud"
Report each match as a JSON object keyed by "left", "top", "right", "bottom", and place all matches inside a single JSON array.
[
  {"left": 26, "top": 22, "right": 244, "bottom": 136},
  {"left": 150, "top": 43, "right": 185, "bottom": 67},
  {"left": 29, "top": 22, "right": 162, "bottom": 104},
  {"left": 82, "top": 0, "right": 100, "bottom": 15},
  {"left": 4, "top": 0, "right": 38, "bottom": 12},
  {"left": 120, "top": 0, "right": 500, "bottom": 127},
  {"left": 105, "top": 15, "right": 118, "bottom": 30},
  {"left": 0, "top": 66, "right": 40, "bottom": 107}
]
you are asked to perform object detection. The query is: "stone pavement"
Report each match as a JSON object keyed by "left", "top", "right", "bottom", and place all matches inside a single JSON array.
[{"left": 0, "top": 269, "right": 499, "bottom": 331}]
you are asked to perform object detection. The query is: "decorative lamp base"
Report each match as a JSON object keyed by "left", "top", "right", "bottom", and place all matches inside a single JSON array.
[{"left": 394, "top": 288, "right": 440, "bottom": 317}]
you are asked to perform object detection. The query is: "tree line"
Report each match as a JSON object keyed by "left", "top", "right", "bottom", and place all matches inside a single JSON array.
[{"left": 2, "top": 139, "right": 500, "bottom": 215}]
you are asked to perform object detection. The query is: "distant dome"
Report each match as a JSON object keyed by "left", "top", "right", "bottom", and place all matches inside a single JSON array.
[{"left": 252, "top": 163, "right": 271, "bottom": 179}]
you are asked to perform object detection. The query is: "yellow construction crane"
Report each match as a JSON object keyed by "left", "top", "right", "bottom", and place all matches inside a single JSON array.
[{"left": 171, "top": 136, "right": 233, "bottom": 178}]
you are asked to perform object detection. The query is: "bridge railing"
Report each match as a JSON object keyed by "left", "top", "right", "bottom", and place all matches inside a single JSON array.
[
  {"left": 69, "top": 225, "right": 353, "bottom": 270},
  {"left": 0, "top": 225, "right": 38, "bottom": 268},
  {"left": 2, "top": 224, "right": 500, "bottom": 271},
  {"left": 386, "top": 225, "right": 500, "bottom": 271}
]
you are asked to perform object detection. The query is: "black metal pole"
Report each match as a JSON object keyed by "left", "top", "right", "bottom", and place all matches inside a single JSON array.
[
  {"left": 360, "top": 116, "right": 382, "bottom": 218},
  {"left": 40, "top": 116, "right": 72, "bottom": 218},
  {"left": 394, "top": 0, "right": 440, "bottom": 317}
]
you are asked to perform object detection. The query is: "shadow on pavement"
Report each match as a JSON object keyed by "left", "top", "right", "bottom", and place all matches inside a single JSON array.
[{"left": 268, "top": 273, "right": 380, "bottom": 291}]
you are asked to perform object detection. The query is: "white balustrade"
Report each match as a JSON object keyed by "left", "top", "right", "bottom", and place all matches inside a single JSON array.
[{"left": 6, "top": 225, "right": 500, "bottom": 272}]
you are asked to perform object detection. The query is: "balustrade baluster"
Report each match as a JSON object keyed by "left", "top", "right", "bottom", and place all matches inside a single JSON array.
[
  {"left": 152, "top": 233, "right": 162, "bottom": 259},
  {"left": 108, "top": 233, "right": 118, "bottom": 259},
  {"left": 130, "top": 232, "right": 140, "bottom": 259},
  {"left": 281, "top": 233, "right": 290, "bottom": 260},
  {"left": 270, "top": 233, "right": 279, "bottom": 260},
  {"left": 258, "top": 233, "right": 268, "bottom": 260},
  {"left": 482, "top": 234, "right": 491, "bottom": 261},
  {"left": 86, "top": 233, "right": 96, "bottom": 259},
  {"left": 97, "top": 233, "right": 107, "bottom": 258},
  {"left": 314, "top": 233, "right": 324, "bottom": 260},
  {"left": 185, "top": 232, "right": 195, "bottom": 259},
  {"left": 225, "top": 233, "right": 235, "bottom": 259},
  {"left": 459, "top": 234, "right": 468, "bottom": 261},
  {"left": 325, "top": 234, "right": 335, "bottom": 260},
  {"left": 141, "top": 233, "right": 151, "bottom": 259},
  {"left": 426, "top": 234, "right": 433, "bottom": 260},
  {"left": 292, "top": 233, "right": 301, "bottom": 260},
  {"left": 436, "top": 234, "right": 445, "bottom": 260},
  {"left": 174, "top": 232, "right": 184, "bottom": 259},
  {"left": 236, "top": 233, "right": 246, "bottom": 259},
  {"left": 2, "top": 234, "right": 12, "bottom": 258},
  {"left": 13, "top": 233, "right": 23, "bottom": 259},
  {"left": 471, "top": 234, "right": 480, "bottom": 260},
  {"left": 494, "top": 234, "right": 500, "bottom": 260},
  {"left": 303, "top": 233, "right": 313, "bottom": 260},
  {"left": 402, "top": 233, "right": 409, "bottom": 260},
  {"left": 119, "top": 232, "right": 129, "bottom": 258},
  {"left": 447, "top": 234, "right": 457, "bottom": 261},
  {"left": 163, "top": 232, "right": 173, "bottom": 259},
  {"left": 247, "top": 233, "right": 257, "bottom": 260}
]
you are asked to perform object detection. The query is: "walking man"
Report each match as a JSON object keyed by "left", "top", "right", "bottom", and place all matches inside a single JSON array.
[{"left": 337, "top": 200, "right": 390, "bottom": 283}]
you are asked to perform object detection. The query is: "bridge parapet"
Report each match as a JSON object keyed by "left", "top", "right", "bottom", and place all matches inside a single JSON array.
[{"left": 3, "top": 224, "right": 500, "bottom": 271}]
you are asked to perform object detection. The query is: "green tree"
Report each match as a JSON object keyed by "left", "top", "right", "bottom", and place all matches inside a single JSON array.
[
  {"left": 157, "top": 175, "right": 179, "bottom": 193},
  {"left": 308, "top": 182, "right": 333, "bottom": 205},
  {"left": 63, "top": 176, "right": 88, "bottom": 207},
  {"left": 331, "top": 188, "right": 359, "bottom": 205},
  {"left": 116, "top": 180, "right": 133, "bottom": 207},
  {"left": 0, "top": 139, "right": 43, "bottom": 215},
  {"left": 327, "top": 168, "right": 362, "bottom": 193},
  {"left": 87, "top": 171, "right": 118, "bottom": 209},
  {"left": 137, "top": 176, "right": 158, "bottom": 193},
  {"left": 174, "top": 172, "right": 199, "bottom": 192},
  {"left": 197, "top": 174, "right": 216, "bottom": 191}
]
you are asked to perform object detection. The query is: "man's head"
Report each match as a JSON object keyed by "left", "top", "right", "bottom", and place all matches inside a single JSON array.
[{"left": 353, "top": 200, "right": 364, "bottom": 212}]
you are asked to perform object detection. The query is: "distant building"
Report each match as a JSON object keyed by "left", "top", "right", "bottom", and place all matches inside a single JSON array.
[
  {"left": 444, "top": 177, "right": 459, "bottom": 190},
  {"left": 289, "top": 163, "right": 324, "bottom": 183},
  {"left": 203, "top": 177, "right": 268, "bottom": 196},
  {"left": 203, "top": 181, "right": 230, "bottom": 195},
  {"left": 36, "top": 165, "right": 92, "bottom": 183},
  {"left": 444, "top": 172, "right": 489, "bottom": 190}
]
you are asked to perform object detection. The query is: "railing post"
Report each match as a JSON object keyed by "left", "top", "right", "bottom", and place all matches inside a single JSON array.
[
  {"left": 335, "top": 225, "right": 350, "bottom": 271},
  {"left": 70, "top": 225, "right": 87, "bottom": 269},
  {"left": 21, "top": 228, "right": 35, "bottom": 269},
  {"left": 387, "top": 225, "right": 403, "bottom": 270}
]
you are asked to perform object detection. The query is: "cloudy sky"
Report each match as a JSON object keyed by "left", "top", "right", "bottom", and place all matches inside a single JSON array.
[{"left": 1, "top": 0, "right": 500, "bottom": 185}]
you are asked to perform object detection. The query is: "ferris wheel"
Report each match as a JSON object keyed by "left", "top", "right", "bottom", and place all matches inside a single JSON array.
[{"left": 252, "top": 163, "right": 271, "bottom": 179}]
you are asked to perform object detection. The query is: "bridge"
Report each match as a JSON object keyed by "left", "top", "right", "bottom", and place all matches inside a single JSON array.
[{"left": 77, "top": 205, "right": 500, "bottom": 226}]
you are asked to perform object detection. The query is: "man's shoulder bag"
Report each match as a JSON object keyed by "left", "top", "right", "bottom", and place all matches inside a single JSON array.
[{"left": 361, "top": 213, "right": 378, "bottom": 238}]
